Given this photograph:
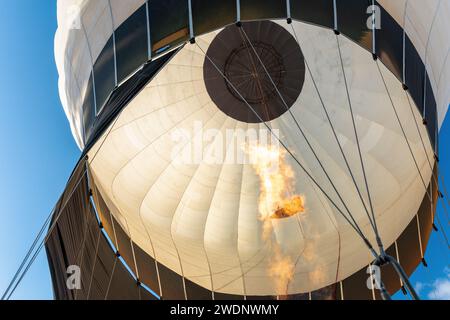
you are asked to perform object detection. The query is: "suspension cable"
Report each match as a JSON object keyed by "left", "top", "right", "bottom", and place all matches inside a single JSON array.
[
  {"left": 2, "top": 110, "right": 123, "bottom": 300},
  {"left": 404, "top": 90, "right": 450, "bottom": 225},
  {"left": 1, "top": 165, "right": 88, "bottom": 300},
  {"left": 287, "top": 24, "right": 378, "bottom": 235},
  {"left": 376, "top": 60, "right": 450, "bottom": 250},
  {"left": 334, "top": 34, "right": 383, "bottom": 251},
  {"left": 195, "top": 41, "right": 378, "bottom": 258},
  {"left": 0, "top": 208, "right": 53, "bottom": 300},
  {"left": 237, "top": 26, "right": 376, "bottom": 249}
]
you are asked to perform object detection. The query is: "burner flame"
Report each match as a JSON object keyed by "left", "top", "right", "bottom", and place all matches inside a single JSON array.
[
  {"left": 246, "top": 144, "right": 305, "bottom": 221},
  {"left": 245, "top": 142, "right": 306, "bottom": 295}
]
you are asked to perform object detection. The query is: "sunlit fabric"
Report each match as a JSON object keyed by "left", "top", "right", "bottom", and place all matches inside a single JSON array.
[{"left": 49, "top": 0, "right": 449, "bottom": 299}]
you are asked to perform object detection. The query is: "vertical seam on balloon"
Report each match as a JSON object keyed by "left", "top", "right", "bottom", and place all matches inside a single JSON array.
[
  {"left": 107, "top": 0, "right": 118, "bottom": 86},
  {"left": 201, "top": 119, "right": 242, "bottom": 299},
  {"left": 422, "top": 0, "right": 442, "bottom": 119},
  {"left": 138, "top": 208, "right": 163, "bottom": 297},
  {"left": 416, "top": 214, "right": 424, "bottom": 258},
  {"left": 372, "top": 0, "right": 376, "bottom": 55},
  {"left": 197, "top": 37, "right": 376, "bottom": 261},
  {"left": 108, "top": 93, "right": 212, "bottom": 190},
  {"left": 133, "top": 105, "right": 222, "bottom": 299},
  {"left": 335, "top": 33, "right": 381, "bottom": 245},
  {"left": 278, "top": 23, "right": 344, "bottom": 284},
  {"left": 169, "top": 115, "right": 233, "bottom": 297},
  {"left": 402, "top": 0, "right": 409, "bottom": 84},
  {"left": 146, "top": 1, "right": 152, "bottom": 60},
  {"left": 80, "top": 21, "right": 98, "bottom": 117},
  {"left": 236, "top": 0, "right": 241, "bottom": 23},
  {"left": 188, "top": 0, "right": 194, "bottom": 41},
  {"left": 86, "top": 226, "right": 101, "bottom": 299},
  {"left": 235, "top": 121, "right": 250, "bottom": 299},
  {"left": 333, "top": 0, "right": 338, "bottom": 31},
  {"left": 122, "top": 218, "right": 140, "bottom": 280},
  {"left": 286, "top": 0, "right": 291, "bottom": 20},
  {"left": 74, "top": 177, "right": 91, "bottom": 299},
  {"left": 104, "top": 257, "right": 117, "bottom": 299},
  {"left": 272, "top": 115, "right": 340, "bottom": 290}
]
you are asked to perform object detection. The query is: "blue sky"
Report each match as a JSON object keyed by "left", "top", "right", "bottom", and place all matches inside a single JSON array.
[
  {"left": 0, "top": 1, "right": 80, "bottom": 299},
  {"left": 0, "top": 0, "right": 447, "bottom": 300}
]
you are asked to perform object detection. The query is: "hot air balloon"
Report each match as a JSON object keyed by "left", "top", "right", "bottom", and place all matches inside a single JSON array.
[{"left": 45, "top": 0, "right": 449, "bottom": 300}]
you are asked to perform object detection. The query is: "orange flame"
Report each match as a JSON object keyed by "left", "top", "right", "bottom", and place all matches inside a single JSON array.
[
  {"left": 245, "top": 143, "right": 305, "bottom": 295},
  {"left": 246, "top": 144, "right": 305, "bottom": 221},
  {"left": 268, "top": 245, "right": 295, "bottom": 295}
]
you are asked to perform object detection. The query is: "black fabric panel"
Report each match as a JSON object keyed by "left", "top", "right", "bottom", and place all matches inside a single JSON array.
[
  {"left": 396, "top": 217, "right": 422, "bottom": 276},
  {"left": 405, "top": 35, "right": 425, "bottom": 115},
  {"left": 46, "top": 162, "right": 90, "bottom": 300},
  {"left": 149, "top": 0, "right": 189, "bottom": 55},
  {"left": 192, "top": 0, "right": 236, "bottom": 35},
  {"left": 342, "top": 267, "right": 374, "bottom": 300},
  {"left": 375, "top": 2, "right": 403, "bottom": 80},
  {"left": 55, "top": 173, "right": 90, "bottom": 267},
  {"left": 291, "top": 0, "right": 334, "bottom": 29},
  {"left": 158, "top": 263, "right": 186, "bottom": 300},
  {"left": 83, "top": 50, "right": 177, "bottom": 156},
  {"left": 425, "top": 74, "right": 437, "bottom": 149},
  {"left": 75, "top": 205, "right": 101, "bottom": 300},
  {"left": 133, "top": 242, "right": 160, "bottom": 295},
  {"left": 82, "top": 74, "right": 96, "bottom": 140},
  {"left": 92, "top": 186, "right": 116, "bottom": 248},
  {"left": 213, "top": 292, "right": 245, "bottom": 300},
  {"left": 93, "top": 36, "right": 116, "bottom": 111},
  {"left": 311, "top": 284, "right": 338, "bottom": 300},
  {"left": 88, "top": 233, "right": 117, "bottom": 300},
  {"left": 418, "top": 186, "right": 433, "bottom": 255},
  {"left": 115, "top": 4, "right": 148, "bottom": 84},
  {"left": 111, "top": 216, "right": 136, "bottom": 275},
  {"left": 45, "top": 228, "right": 74, "bottom": 300},
  {"left": 106, "top": 259, "right": 140, "bottom": 300},
  {"left": 336, "top": 0, "right": 372, "bottom": 51},
  {"left": 240, "top": 0, "right": 287, "bottom": 21},
  {"left": 60, "top": 159, "right": 87, "bottom": 206},
  {"left": 184, "top": 278, "right": 213, "bottom": 300}
]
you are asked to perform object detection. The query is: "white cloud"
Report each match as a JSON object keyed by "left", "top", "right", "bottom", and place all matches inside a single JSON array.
[
  {"left": 415, "top": 281, "right": 424, "bottom": 295},
  {"left": 417, "top": 266, "right": 450, "bottom": 300},
  {"left": 428, "top": 266, "right": 450, "bottom": 300},
  {"left": 428, "top": 277, "right": 450, "bottom": 300}
]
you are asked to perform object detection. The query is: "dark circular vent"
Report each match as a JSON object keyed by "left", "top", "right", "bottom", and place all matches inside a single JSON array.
[{"left": 204, "top": 21, "right": 305, "bottom": 123}]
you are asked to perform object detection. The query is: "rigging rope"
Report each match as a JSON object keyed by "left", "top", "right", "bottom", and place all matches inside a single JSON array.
[
  {"left": 289, "top": 25, "right": 379, "bottom": 238},
  {"left": 195, "top": 41, "right": 377, "bottom": 259},
  {"left": 404, "top": 90, "right": 450, "bottom": 226},
  {"left": 0, "top": 209, "right": 53, "bottom": 300},
  {"left": 335, "top": 34, "right": 383, "bottom": 252},
  {"left": 1, "top": 107, "right": 123, "bottom": 300},
  {"left": 238, "top": 26, "right": 376, "bottom": 250},
  {"left": 238, "top": 24, "right": 420, "bottom": 299},
  {"left": 376, "top": 60, "right": 450, "bottom": 250}
]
